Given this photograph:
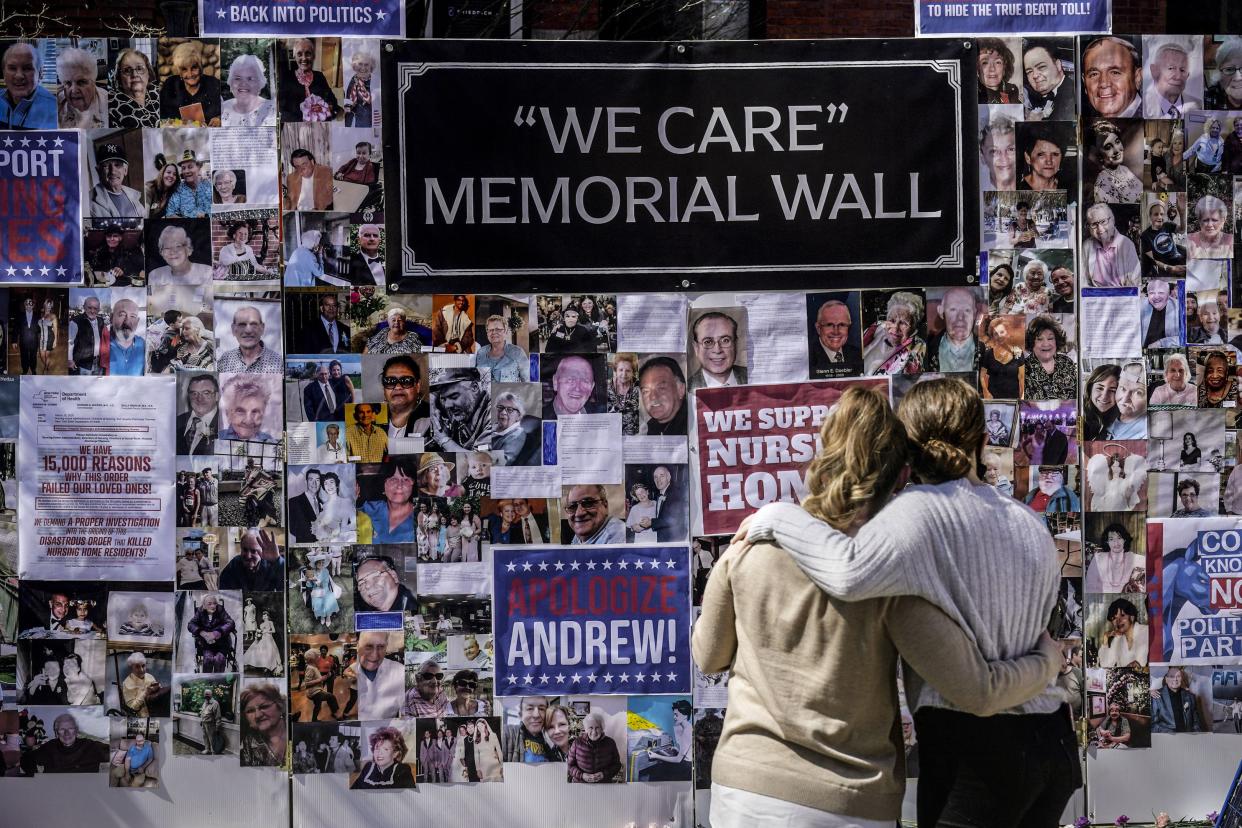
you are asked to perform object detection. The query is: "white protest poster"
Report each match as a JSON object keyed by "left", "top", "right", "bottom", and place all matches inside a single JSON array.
[{"left": 19, "top": 376, "right": 176, "bottom": 580}]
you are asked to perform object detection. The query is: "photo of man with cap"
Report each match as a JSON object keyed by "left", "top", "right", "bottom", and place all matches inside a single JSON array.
[
  {"left": 165, "top": 149, "right": 212, "bottom": 218},
  {"left": 87, "top": 225, "right": 144, "bottom": 286},
  {"left": 427, "top": 366, "right": 494, "bottom": 453},
  {"left": 89, "top": 142, "right": 144, "bottom": 218}
]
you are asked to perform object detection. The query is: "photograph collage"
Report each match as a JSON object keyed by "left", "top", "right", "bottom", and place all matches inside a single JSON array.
[{"left": 0, "top": 30, "right": 1238, "bottom": 805}]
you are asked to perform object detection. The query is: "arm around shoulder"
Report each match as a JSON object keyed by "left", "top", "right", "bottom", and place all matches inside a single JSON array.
[{"left": 887, "top": 596, "right": 1059, "bottom": 717}]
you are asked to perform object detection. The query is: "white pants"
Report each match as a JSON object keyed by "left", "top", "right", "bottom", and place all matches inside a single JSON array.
[{"left": 709, "top": 783, "right": 893, "bottom": 828}]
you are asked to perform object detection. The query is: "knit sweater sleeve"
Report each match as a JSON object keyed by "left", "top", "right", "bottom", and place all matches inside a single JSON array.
[
  {"left": 745, "top": 501, "right": 916, "bottom": 601},
  {"left": 886, "top": 597, "right": 1060, "bottom": 716},
  {"left": 691, "top": 543, "right": 739, "bottom": 674}
]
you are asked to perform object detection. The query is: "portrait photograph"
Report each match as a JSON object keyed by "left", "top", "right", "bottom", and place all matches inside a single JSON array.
[
  {"left": 84, "top": 220, "right": 146, "bottom": 287},
  {"left": 542, "top": 351, "right": 608, "bottom": 420},
  {"left": 108, "top": 716, "right": 162, "bottom": 788},
  {"left": 805, "top": 291, "right": 863, "bottom": 379},
  {"left": 86, "top": 128, "right": 146, "bottom": 219},
  {"left": 350, "top": 719, "right": 418, "bottom": 790},
  {"left": 358, "top": 293, "right": 433, "bottom": 355},
  {"left": 1142, "top": 35, "right": 1204, "bottom": 119},
  {"left": 288, "top": 463, "right": 357, "bottom": 546},
  {"left": 556, "top": 483, "right": 625, "bottom": 545},
  {"left": 687, "top": 307, "right": 748, "bottom": 392},
  {"left": 982, "top": 446, "right": 1016, "bottom": 500},
  {"left": 1143, "top": 121, "right": 1185, "bottom": 192},
  {"left": 171, "top": 672, "right": 239, "bottom": 756},
  {"left": 7, "top": 288, "right": 69, "bottom": 376},
  {"left": 860, "top": 289, "right": 928, "bottom": 376},
  {"left": 445, "top": 633, "right": 492, "bottom": 670},
  {"left": 1147, "top": 471, "right": 1221, "bottom": 519},
  {"left": 214, "top": 296, "right": 283, "bottom": 368},
  {"left": 1015, "top": 120, "right": 1078, "bottom": 194},
  {"left": 1083, "top": 440, "right": 1149, "bottom": 513},
  {"left": 564, "top": 695, "right": 627, "bottom": 784},
  {"left": 1147, "top": 407, "right": 1227, "bottom": 474},
  {"left": 212, "top": 211, "right": 280, "bottom": 283},
  {"left": 1083, "top": 511, "right": 1146, "bottom": 594},
  {"left": 1016, "top": 399, "right": 1078, "bottom": 467},
  {"left": 107, "top": 590, "right": 174, "bottom": 648},
  {"left": 536, "top": 294, "right": 616, "bottom": 354},
  {"left": 174, "top": 590, "right": 243, "bottom": 674},
  {"left": 104, "top": 647, "right": 172, "bottom": 718},
  {"left": 218, "top": 38, "right": 276, "bottom": 127},
  {"left": 983, "top": 402, "right": 1018, "bottom": 447},
  {"left": 17, "top": 705, "right": 110, "bottom": 774},
  {"left": 287, "top": 290, "right": 351, "bottom": 355},
  {"left": 1021, "top": 37, "right": 1077, "bottom": 122},
  {"left": 487, "top": 382, "right": 542, "bottom": 467},
  {"left": 622, "top": 463, "right": 689, "bottom": 543},
  {"left": 1186, "top": 174, "right": 1235, "bottom": 261},
  {"left": 287, "top": 548, "right": 354, "bottom": 635},
  {"left": 155, "top": 38, "right": 222, "bottom": 127},
  {"left": 628, "top": 695, "right": 693, "bottom": 782},
  {"left": 17, "top": 638, "right": 105, "bottom": 706},
  {"left": 328, "top": 126, "right": 384, "bottom": 219},
  {"left": 979, "top": 315, "right": 1027, "bottom": 400},
  {"left": 341, "top": 39, "right": 381, "bottom": 126},
  {"left": 144, "top": 217, "right": 213, "bottom": 290},
  {"left": 473, "top": 295, "right": 532, "bottom": 381},
  {"left": 276, "top": 37, "right": 345, "bottom": 125},
  {"left": 17, "top": 581, "right": 107, "bottom": 640},
  {"left": 217, "top": 372, "right": 283, "bottom": 448},
  {"left": 241, "top": 592, "right": 285, "bottom": 679}
]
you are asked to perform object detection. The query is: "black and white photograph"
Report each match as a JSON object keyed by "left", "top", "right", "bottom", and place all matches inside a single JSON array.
[
  {"left": 107, "top": 591, "right": 174, "bottom": 648},
  {"left": 241, "top": 592, "right": 285, "bottom": 678}
]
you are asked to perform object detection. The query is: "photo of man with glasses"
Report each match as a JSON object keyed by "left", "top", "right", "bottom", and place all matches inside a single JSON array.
[
  {"left": 688, "top": 309, "right": 748, "bottom": 391},
  {"left": 562, "top": 484, "right": 625, "bottom": 545}
]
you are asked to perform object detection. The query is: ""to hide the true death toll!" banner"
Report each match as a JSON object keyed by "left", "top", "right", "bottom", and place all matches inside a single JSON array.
[
  {"left": 493, "top": 544, "right": 691, "bottom": 696},
  {"left": 694, "top": 377, "right": 889, "bottom": 536}
]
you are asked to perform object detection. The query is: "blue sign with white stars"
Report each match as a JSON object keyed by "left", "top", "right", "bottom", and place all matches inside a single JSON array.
[
  {"left": 0, "top": 131, "right": 81, "bottom": 284},
  {"left": 493, "top": 544, "right": 692, "bottom": 697},
  {"left": 199, "top": 0, "right": 403, "bottom": 37}
]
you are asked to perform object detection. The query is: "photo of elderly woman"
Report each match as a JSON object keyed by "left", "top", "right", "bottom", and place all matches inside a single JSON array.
[
  {"left": 104, "top": 649, "right": 171, "bottom": 718},
  {"left": 157, "top": 38, "right": 222, "bottom": 126},
  {"left": 861, "top": 289, "right": 927, "bottom": 376},
  {"left": 219, "top": 40, "right": 275, "bottom": 127},
  {"left": 174, "top": 590, "right": 242, "bottom": 674},
  {"left": 565, "top": 697, "right": 626, "bottom": 783},
  {"left": 350, "top": 722, "right": 416, "bottom": 789},
  {"left": 55, "top": 46, "right": 107, "bottom": 129}
]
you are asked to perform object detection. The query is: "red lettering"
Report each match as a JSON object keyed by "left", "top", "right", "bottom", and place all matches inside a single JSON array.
[
  {"left": 38, "top": 220, "right": 64, "bottom": 261},
  {"left": 528, "top": 579, "right": 548, "bottom": 615},
  {"left": 6, "top": 219, "right": 33, "bottom": 262},
  {"left": 507, "top": 579, "right": 527, "bottom": 616},
  {"left": 589, "top": 576, "right": 607, "bottom": 614},
  {"left": 570, "top": 579, "right": 587, "bottom": 615},
  {"left": 549, "top": 577, "right": 567, "bottom": 615},
  {"left": 610, "top": 576, "right": 627, "bottom": 614},
  {"left": 640, "top": 576, "right": 658, "bottom": 613},
  {"left": 660, "top": 576, "right": 677, "bottom": 612}
]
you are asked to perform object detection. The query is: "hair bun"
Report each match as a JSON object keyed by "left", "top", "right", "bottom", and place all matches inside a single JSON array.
[{"left": 917, "top": 438, "right": 973, "bottom": 480}]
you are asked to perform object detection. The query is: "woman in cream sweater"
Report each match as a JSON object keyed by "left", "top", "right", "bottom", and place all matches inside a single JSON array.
[{"left": 694, "top": 386, "right": 1061, "bottom": 827}]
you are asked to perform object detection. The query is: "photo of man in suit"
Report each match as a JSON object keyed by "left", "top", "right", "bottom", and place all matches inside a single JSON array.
[
  {"left": 296, "top": 294, "right": 350, "bottom": 354},
  {"left": 648, "top": 465, "right": 688, "bottom": 542},
  {"left": 289, "top": 467, "right": 322, "bottom": 545},
  {"left": 808, "top": 296, "right": 863, "bottom": 379},
  {"left": 303, "top": 363, "right": 340, "bottom": 422},
  {"left": 177, "top": 373, "right": 219, "bottom": 456},
  {"left": 346, "top": 224, "right": 384, "bottom": 286},
  {"left": 687, "top": 310, "right": 747, "bottom": 391}
]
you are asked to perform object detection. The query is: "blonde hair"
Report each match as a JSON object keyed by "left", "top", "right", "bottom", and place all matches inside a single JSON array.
[
  {"left": 800, "top": 387, "right": 909, "bottom": 532},
  {"left": 897, "top": 378, "right": 984, "bottom": 484}
]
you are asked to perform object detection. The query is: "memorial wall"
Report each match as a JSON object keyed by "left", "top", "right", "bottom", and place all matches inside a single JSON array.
[{"left": 0, "top": 25, "right": 1239, "bottom": 826}]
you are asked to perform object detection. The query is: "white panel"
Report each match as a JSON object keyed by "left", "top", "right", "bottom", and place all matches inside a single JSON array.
[
  {"left": 1087, "top": 735, "right": 1238, "bottom": 822},
  {"left": 294, "top": 764, "right": 693, "bottom": 828}
]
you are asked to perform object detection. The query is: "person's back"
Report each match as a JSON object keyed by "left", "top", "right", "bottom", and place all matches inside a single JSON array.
[
  {"left": 698, "top": 538, "right": 1054, "bottom": 821},
  {"left": 697, "top": 385, "right": 1060, "bottom": 827}
]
